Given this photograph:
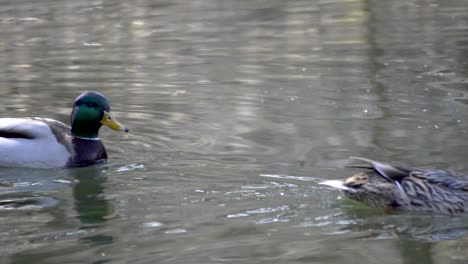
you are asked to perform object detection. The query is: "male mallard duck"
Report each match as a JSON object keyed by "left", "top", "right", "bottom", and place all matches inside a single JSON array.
[
  {"left": 321, "top": 157, "right": 468, "bottom": 215},
  {"left": 0, "top": 91, "right": 129, "bottom": 168}
]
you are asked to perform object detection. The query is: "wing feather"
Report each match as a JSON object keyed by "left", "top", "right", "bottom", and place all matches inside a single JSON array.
[{"left": 0, "top": 118, "right": 55, "bottom": 139}]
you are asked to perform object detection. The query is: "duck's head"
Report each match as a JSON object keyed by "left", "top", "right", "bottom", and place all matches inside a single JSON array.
[
  {"left": 71, "top": 91, "right": 129, "bottom": 139},
  {"left": 321, "top": 172, "right": 402, "bottom": 208}
]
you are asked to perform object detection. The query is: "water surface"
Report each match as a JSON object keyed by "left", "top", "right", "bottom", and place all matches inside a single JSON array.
[{"left": 1, "top": 0, "right": 468, "bottom": 263}]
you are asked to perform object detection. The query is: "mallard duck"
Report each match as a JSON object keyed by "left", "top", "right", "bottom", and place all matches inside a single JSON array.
[
  {"left": 0, "top": 91, "right": 129, "bottom": 168},
  {"left": 321, "top": 157, "right": 468, "bottom": 215}
]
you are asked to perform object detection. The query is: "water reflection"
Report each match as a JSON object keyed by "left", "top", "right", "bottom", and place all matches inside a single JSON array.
[
  {"left": 70, "top": 167, "right": 114, "bottom": 247},
  {"left": 0, "top": 165, "right": 119, "bottom": 263}
]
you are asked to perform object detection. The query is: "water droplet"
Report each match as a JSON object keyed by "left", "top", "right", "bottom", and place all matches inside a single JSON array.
[
  {"left": 143, "top": 221, "right": 163, "bottom": 228},
  {"left": 83, "top": 42, "right": 102, "bottom": 46},
  {"left": 165, "top": 229, "right": 187, "bottom": 234}
]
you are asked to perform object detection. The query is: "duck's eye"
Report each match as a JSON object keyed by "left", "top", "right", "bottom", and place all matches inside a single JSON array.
[{"left": 86, "top": 102, "right": 97, "bottom": 108}]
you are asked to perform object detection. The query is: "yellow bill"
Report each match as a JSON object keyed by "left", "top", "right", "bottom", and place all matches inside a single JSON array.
[{"left": 101, "top": 111, "right": 129, "bottom": 132}]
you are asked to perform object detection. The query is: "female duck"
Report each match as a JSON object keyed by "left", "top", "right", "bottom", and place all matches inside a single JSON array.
[
  {"left": 0, "top": 91, "right": 129, "bottom": 168},
  {"left": 321, "top": 157, "right": 468, "bottom": 215}
]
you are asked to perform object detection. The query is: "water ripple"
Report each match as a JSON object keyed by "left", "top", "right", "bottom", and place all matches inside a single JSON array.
[{"left": 0, "top": 196, "right": 59, "bottom": 210}]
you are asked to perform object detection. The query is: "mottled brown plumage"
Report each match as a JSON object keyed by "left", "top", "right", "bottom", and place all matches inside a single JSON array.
[{"left": 321, "top": 157, "right": 468, "bottom": 215}]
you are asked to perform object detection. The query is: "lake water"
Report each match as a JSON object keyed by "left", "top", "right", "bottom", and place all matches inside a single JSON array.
[{"left": 1, "top": 0, "right": 468, "bottom": 263}]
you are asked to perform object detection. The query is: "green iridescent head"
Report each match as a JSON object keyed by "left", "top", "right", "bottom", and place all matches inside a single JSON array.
[{"left": 70, "top": 91, "right": 129, "bottom": 138}]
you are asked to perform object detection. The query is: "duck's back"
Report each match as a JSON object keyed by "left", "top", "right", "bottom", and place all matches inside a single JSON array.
[
  {"left": 0, "top": 118, "right": 72, "bottom": 168},
  {"left": 401, "top": 170, "right": 468, "bottom": 214}
]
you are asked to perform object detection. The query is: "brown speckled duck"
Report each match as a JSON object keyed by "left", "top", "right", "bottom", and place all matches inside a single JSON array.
[
  {"left": 321, "top": 157, "right": 468, "bottom": 215},
  {"left": 0, "top": 92, "right": 129, "bottom": 168}
]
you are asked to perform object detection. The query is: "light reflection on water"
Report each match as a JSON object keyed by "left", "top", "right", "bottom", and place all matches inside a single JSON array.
[{"left": 1, "top": 0, "right": 468, "bottom": 263}]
